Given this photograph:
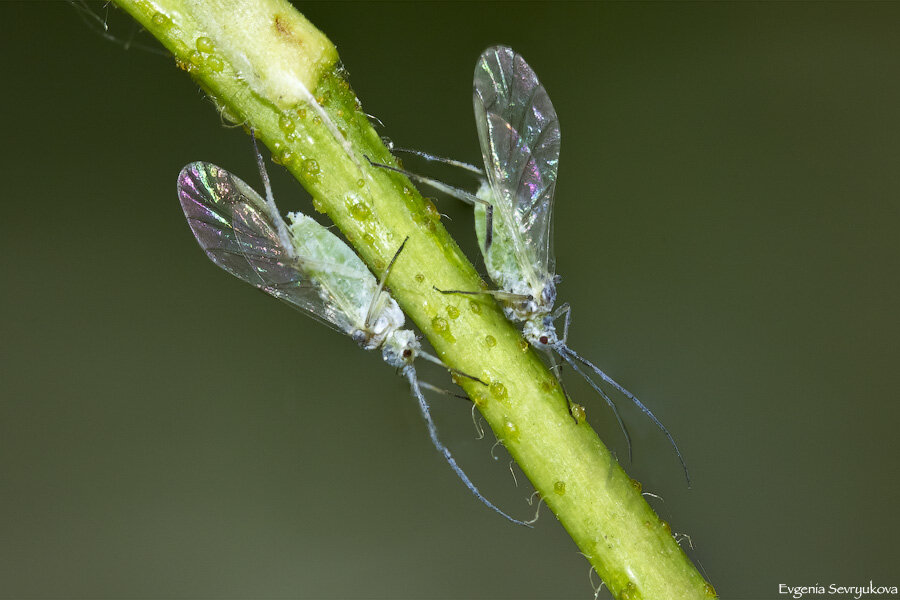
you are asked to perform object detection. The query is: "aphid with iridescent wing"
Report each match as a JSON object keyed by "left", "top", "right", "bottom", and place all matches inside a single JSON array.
[
  {"left": 176, "top": 145, "right": 533, "bottom": 525},
  {"left": 375, "top": 46, "right": 690, "bottom": 485}
]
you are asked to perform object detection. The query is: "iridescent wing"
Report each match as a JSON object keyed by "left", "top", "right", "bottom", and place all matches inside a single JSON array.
[
  {"left": 176, "top": 162, "right": 379, "bottom": 335},
  {"left": 473, "top": 46, "right": 560, "bottom": 292}
]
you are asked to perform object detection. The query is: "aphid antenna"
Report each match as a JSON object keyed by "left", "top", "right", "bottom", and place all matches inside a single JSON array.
[
  {"left": 365, "top": 156, "right": 494, "bottom": 249},
  {"left": 364, "top": 236, "right": 409, "bottom": 328},
  {"left": 390, "top": 148, "right": 485, "bottom": 176},
  {"left": 249, "top": 130, "right": 295, "bottom": 257},
  {"left": 555, "top": 344, "right": 692, "bottom": 487},
  {"left": 404, "top": 368, "right": 533, "bottom": 528},
  {"left": 417, "top": 350, "right": 487, "bottom": 386}
]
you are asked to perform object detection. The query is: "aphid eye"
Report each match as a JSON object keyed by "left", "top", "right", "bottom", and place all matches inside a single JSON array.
[
  {"left": 402, "top": 349, "right": 413, "bottom": 358},
  {"left": 539, "top": 335, "right": 549, "bottom": 344}
]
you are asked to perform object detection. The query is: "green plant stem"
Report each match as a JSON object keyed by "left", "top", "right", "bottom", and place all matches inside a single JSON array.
[{"left": 110, "top": 1, "right": 715, "bottom": 598}]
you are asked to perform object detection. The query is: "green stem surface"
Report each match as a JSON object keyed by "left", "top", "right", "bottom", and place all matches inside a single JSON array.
[{"left": 111, "top": 1, "right": 714, "bottom": 598}]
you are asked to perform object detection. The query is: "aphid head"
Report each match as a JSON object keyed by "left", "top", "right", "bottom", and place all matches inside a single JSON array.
[
  {"left": 523, "top": 315, "right": 559, "bottom": 350},
  {"left": 381, "top": 329, "right": 421, "bottom": 369},
  {"left": 352, "top": 298, "right": 406, "bottom": 351}
]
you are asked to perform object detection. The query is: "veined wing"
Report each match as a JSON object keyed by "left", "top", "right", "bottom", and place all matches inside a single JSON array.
[
  {"left": 473, "top": 46, "right": 560, "bottom": 292},
  {"left": 177, "top": 162, "right": 378, "bottom": 335}
]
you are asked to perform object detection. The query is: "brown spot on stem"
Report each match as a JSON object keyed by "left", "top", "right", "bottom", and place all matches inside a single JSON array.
[{"left": 273, "top": 14, "right": 304, "bottom": 47}]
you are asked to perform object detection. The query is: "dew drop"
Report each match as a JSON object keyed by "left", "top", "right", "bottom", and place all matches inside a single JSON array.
[
  {"left": 446, "top": 306, "right": 460, "bottom": 320},
  {"left": 195, "top": 36, "right": 214, "bottom": 53},
  {"left": 279, "top": 114, "right": 295, "bottom": 134},
  {"left": 373, "top": 258, "right": 385, "bottom": 271},
  {"left": 344, "top": 192, "right": 370, "bottom": 220},
  {"left": 431, "top": 316, "right": 455, "bottom": 342},
  {"left": 303, "top": 158, "right": 320, "bottom": 176},
  {"left": 188, "top": 50, "right": 203, "bottom": 66},
  {"left": 206, "top": 56, "right": 224, "bottom": 72},
  {"left": 553, "top": 481, "right": 566, "bottom": 496},
  {"left": 469, "top": 300, "right": 482, "bottom": 315},
  {"left": 275, "top": 149, "right": 294, "bottom": 166},
  {"left": 296, "top": 107, "right": 307, "bottom": 120},
  {"left": 432, "top": 316, "right": 448, "bottom": 333},
  {"left": 311, "top": 197, "right": 325, "bottom": 213},
  {"left": 356, "top": 178, "right": 365, "bottom": 188},
  {"left": 570, "top": 403, "right": 586, "bottom": 424},
  {"left": 620, "top": 582, "right": 638, "bottom": 600},
  {"left": 484, "top": 335, "right": 496, "bottom": 348},
  {"left": 424, "top": 199, "right": 439, "bottom": 220},
  {"left": 362, "top": 232, "right": 375, "bottom": 245},
  {"left": 489, "top": 381, "right": 508, "bottom": 400},
  {"left": 471, "top": 391, "right": 488, "bottom": 407},
  {"left": 503, "top": 420, "right": 519, "bottom": 441},
  {"left": 151, "top": 12, "right": 170, "bottom": 26},
  {"left": 414, "top": 273, "right": 425, "bottom": 284}
]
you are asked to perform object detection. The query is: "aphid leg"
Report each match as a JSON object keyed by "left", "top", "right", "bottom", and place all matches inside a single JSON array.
[
  {"left": 366, "top": 157, "right": 482, "bottom": 205},
  {"left": 365, "top": 157, "right": 494, "bottom": 248},
  {"left": 250, "top": 132, "right": 276, "bottom": 208},
  {"left": 391, "top": 148, "right": 485, "bottom": 176},
  {"left": 418, "top": 381, "right": 470, "bottom": 401},
  {"left": 404, "top": 368, "right": 533, "bottom": 527},
  {"left": 550, "top": 303, "right": 572, "bottom": 345},
  {"left": 431, "top": 286, "right": 532, "bottom": 303},
  {"left": 418, "top": 350, "right": 488, "bottom": 386},
  {"left": 249, "top": 130, "right": 295, "bottom": 255},
  {"left": 545, "top": 349, "right": 580, "bottom": 424},
  {"left": 555, "top": 347, "right": 633, "bottom": 462},
  {"left": 364, "top": 236, "right": 409, "bottom": 328},
  {"left": 559, "top": 346, "right": 691, "bottom": 487}
]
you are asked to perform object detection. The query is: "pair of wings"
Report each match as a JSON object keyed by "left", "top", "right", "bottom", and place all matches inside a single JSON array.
[
  {"left": 474, "top": 46, "right": 561, "bottom": 293},
  {"left": 176, "top": 162, "right": 384, "bottom": 336}
]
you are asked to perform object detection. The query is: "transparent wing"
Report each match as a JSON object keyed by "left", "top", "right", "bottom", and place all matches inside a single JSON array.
[
  {"left": 473, "top": 46, "right": 560, "bottom": 288},
  {"left": 177, "top": 162, "right": 372, "bottom": 335}
]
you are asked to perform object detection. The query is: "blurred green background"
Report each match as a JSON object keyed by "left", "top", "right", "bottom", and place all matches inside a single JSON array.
[{"left": 2, "top": 2, "right": 898, "bottom": 598}]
